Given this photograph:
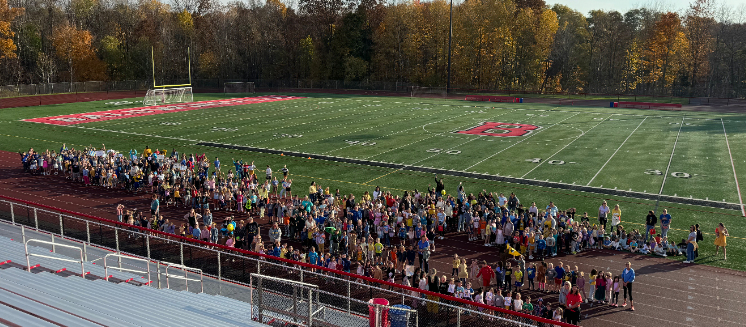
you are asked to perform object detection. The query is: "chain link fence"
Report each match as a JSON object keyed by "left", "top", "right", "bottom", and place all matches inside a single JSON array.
[{"left": 0, "top": 195, "right": 574, "bottom": 327}]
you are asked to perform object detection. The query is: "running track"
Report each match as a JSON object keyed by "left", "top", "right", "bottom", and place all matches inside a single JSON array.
[{"left": 0, "top": 151, "right": 744, "bottom": 327}]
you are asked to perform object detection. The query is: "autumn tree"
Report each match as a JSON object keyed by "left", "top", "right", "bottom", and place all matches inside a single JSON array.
[
  {"left": 0, "top": 0, "right": 23, "bottom": 60},
  {"left": 52, "top": 24, "right": 107, "bottom": 84}
]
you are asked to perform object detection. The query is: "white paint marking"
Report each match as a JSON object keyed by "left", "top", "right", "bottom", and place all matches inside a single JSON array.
[
  {"left": 721, "top": 118, "right": 745, "bottom": 216},
  {"left": 587, "top": 117, "right": 648, "bottom": 185}
]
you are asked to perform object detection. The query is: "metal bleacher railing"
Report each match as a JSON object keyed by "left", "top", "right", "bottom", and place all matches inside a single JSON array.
[{"left": 0, "top": 194, "right": 576, "bottom": 327}]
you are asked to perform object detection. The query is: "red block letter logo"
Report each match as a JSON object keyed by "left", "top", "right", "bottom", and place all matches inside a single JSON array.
[{"left": 456, "top": 122, "right": 539, "bottom": 137}]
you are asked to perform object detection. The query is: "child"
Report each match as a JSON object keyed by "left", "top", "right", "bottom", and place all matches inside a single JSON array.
[
  {"left": 611, "top": 276, "right": 621, "bottom": 307},
  {"left": 606, "top": 272, "right": 614, "bottom": 303},
  {"left": 545, "top": 263, "right": 556, "bottom": 293},
  {"left": 526, "top": 263, "right": 536, "bottom": 290},
  {"left": 514, "top": 268, "right": 524, "bottom": 289},
  {"left": 536, "top": 234, "right": 546, "bottom": 260},
  {"left": 553, "top": 307, "right": 563, "bottom": 322},
  {"left": 577, "top": 272, "right": 587, "bottom": 303},
  {"left": 474, "top": 288, "right": 484, "bottom": 312},
  {"left": 504, "top": 291, "right": 512, "bottom": 310},
  {"left": 527, "top": 232, "right": 536, "bottom": 259},
  {"left": 629, "top": 238, "right": 639, "bottom": 253},
  {"left": 494, "top": 289, "right": 505, "bottom": 309},
  {"left": 513, "top": 292, "right": 524, "bottom": 311},
  {"left": 639, "top": 242, "right": 651, "bottom": 254},
  {"left": 485, "top": 287, "right": 495, "bottom": 307},
  {"left": 593, "top": 270, "right": 607, "bottom": 305},
  {"left": 522, "top": 296, "right": 534, "bottom": 314},
  {"left": 504, "top": 263, "right": 514, "bottom": 292}
]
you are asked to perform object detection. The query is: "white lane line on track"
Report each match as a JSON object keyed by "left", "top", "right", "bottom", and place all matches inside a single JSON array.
[{"left": 586, "top": 117, "right": 648, "bottom": 186}]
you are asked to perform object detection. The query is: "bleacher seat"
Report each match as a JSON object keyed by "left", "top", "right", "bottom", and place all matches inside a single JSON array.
[
  {"left": 0, "top": 235, "right": 146, "bottom": 283},
  {"left": 0, "top": 266, "right": 265, "bottom": 326}
]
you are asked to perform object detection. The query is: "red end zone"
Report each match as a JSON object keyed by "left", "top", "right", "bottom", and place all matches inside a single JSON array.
[{"left": 22, "top": 95, "right": 304, "bottom": 126}]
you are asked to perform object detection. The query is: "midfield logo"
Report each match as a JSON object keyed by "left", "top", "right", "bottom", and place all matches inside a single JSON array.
[{"left": 456, "top": 122, "right": 540, "bottom": 137}]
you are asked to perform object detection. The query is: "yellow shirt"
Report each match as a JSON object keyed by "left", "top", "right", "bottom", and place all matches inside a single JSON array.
[
  {"left": 144, "top": 148, "right": 152, "bottom": 157},
  {"left": 453, "top": 259, "right": 461, "bottom": 269},
  {"left": 309, "top": 185, "right": 317, "bottom": 194},
  {"left": 612, "top": 208, "right": 622, "bottom": 225}
]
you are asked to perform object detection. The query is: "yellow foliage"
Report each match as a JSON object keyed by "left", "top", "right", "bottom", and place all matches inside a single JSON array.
[
  {"left": 176, "top": 9, "right": 194, "bottom": 34},
  {"left": 199, "top": 50, "right": 219, "bottom": 78},
  {"left": 266, "top": 0, "right": 287, "bottom": 18},
  {"left": 0, "top": 0, "right": 23, "bottom": 60}
]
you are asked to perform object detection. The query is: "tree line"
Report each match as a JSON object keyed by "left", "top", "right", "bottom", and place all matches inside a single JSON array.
[{"left": 1, "top": 0, "right": 745, "bottom": 97}]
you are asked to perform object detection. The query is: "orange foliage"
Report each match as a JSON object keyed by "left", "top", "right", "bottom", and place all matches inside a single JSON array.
[{"left": 52, "top": 24, "right": 107, "bottom": 81}]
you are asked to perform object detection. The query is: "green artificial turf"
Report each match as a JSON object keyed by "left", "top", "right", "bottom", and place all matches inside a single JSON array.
[{"left": 1, "top": 92, "right": 744, "bottom": 271}]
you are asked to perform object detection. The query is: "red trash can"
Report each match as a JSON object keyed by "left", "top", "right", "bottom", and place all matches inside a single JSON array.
[{"left": 368, "top": 298, "right": 390, "bottom": 327}]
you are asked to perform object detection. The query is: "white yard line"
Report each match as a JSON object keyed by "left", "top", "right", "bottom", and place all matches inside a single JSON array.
[
  {"left": 586, "top": 117, "right": 648, "bottom": 186},
  {"left": 521, "top": 114, "right": 613, "bottom": 178},
  {"left": 721, "top": 118, "right": 746, "bottom": 216},
  {"left": 464, "top": 112, "right": 580, "bottom": 171},
  {"left": 656, "top": 116, "right": 685, "bottom": 194},
  {"left": 361, "top": 109, "right": 517, "bottom": 159},
  {"left": 286, "top": 106, "right": 461, "bottom": 150}
]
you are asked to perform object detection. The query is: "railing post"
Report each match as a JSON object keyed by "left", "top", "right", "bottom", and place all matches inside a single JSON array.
[
  {"left": 21, "top": 225, "right": 26, "bottom": 249},
  {"left": 217, "top": 252, "right": 221, "bottom": 281},
  {"left": 375, "top": 305, "right": 381, "bottom": 327},
  {"left": 300, "top": 269, "right": 303, "bottom": 283},
  {"left": 86, "top": 221, "right": 90, "bottom": 243},
  {"left": 59, "top": 214, "right": 64, "bottom": 236},
  {"left": 293, "top": 285, "right": 298, "bottom": 324},
  {"left": 33, "top": 208, "right": 38, "bottom": 229},
  {"left": 457, "top": 308, "right": 461, "bottom": 327},
  {"left": 347, "top": 281, "right": 351, "bottom": 314},
  {"left": 10, "top": 203, "right": 14, "bottom": 223},
  {"left": 257, "top": 277, "right": 264, "bottom": 323},
  {"left": 146, "top": 234, "right": 151, "bottom": 260},
  {"left": 51, "top": 233, "right": 55, "bottom": 253},
  {"left": 115, "top": 227, "right": 121, "bottom": 269},
  {"left": 157, "top": 262, "right": 161, "bottom": 289},
  {"left": 307, "top": 284, "right": 313, "bottom": 327},
  {"left": 257, "top": 260, "right": 261, "bottom": 274},
  {"left": 180, "top": 243, "right": 184, "bottom": 266}
]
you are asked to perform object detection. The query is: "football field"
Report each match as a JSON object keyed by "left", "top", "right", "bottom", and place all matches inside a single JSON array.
[{"left": 52, "top": 93, "right": 746, "bottom": 207}]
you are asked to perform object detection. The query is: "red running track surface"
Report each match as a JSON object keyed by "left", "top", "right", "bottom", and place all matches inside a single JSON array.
[{"left": 0, "top": 150, "right": 744, "bottom": 327}]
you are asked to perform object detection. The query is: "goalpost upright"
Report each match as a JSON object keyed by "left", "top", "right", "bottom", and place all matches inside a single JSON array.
[{"left": 144, "top": 47, "right": 194, "bottom": 106}]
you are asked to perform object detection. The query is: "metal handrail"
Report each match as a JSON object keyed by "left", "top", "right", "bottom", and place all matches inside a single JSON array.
[
  {"left": 25, "top": 238, "right": 84, "bottom": 278},
  {"left": 103, "top": 253, "right": 151, "bottom": 283},
  {"left": 163, "top": 262, "right": 203, "bottom": 293}
]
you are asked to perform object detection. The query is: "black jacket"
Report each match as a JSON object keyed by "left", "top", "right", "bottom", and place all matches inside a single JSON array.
[{"left": 646, "top": 213, "right": 657, "bottom": 226}]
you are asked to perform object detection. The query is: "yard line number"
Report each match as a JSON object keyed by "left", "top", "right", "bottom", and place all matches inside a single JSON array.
[
  {"left": 645, "top": 169, "right": 692, "bottom": 178},
  {"left": 427, "top": 148, "right": 461, "bottom": 155}
]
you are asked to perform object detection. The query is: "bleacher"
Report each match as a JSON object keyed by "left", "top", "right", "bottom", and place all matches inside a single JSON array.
[{"left": 0, "top": 235, "right": 266, "bottom": 327}]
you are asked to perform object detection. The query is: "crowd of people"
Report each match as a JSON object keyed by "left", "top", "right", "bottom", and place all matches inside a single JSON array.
[{"left": 19, "top": 144, "right": 731, "bottom": 325}]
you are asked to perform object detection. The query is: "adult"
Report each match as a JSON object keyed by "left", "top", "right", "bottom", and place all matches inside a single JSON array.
[
  {"left": 565, "top": 284, "right": 583, "bottom": 324},
  {"left": 714, "top": 223, "right": 729, "bottom": 260},
  {"left": 475, "top": 260, "right": 495, "bottom": 289},
  {"left": 644, "top": 210, "right": 657, "bottom": 242},
  {"left": 621, "top": 261, "right": 635, "bottom": 310},
  {"left": 418, "top": 235, "right": 431, "bottom": 273},
  {"left": 659, "top": 209, "right": 672, "bottom": 238},
  {"left": 184, "top": 208, "right": 201, "bottom": 229},
  {"left": 150, "top": 194, "right": 160, "bottom": 217},
  {"left": 684, "top": 225, "right": 697, "bottom": 264},
  {"left": 598, "top": 201, "right": 610, "bottom": 232},
  {"left": 245, "top": 217, "right": 260, "bottom": 250},
  {"left": 427, "top": 268, "right": 441, "bottom": 313}
]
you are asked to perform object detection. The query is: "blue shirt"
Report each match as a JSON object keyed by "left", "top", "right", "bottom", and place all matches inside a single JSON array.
[
  {"left": 659, "top": 214, "right": 672, "bottom": 226},
  {"left": 308, "top": 252, "right": 319, "bottom": 265},
  {"left": 554, "top": 266, "right": 565, "bottom": 279},
  {"left": 622, "top": 268, "right": 635, "bottom": 283},
  {"left": 418, "top": 240, "right": 430, "bottom": 251},
  {"left": 527, "top": 267, "right": 536, "bottom": 279},
  {"left": 192, "top": 228, "right": 201, "bottom": 239}
]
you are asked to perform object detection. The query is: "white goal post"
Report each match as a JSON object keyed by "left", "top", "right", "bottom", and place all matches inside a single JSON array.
[
  {"left": 143, "top": 87, "right": 193, "bottom": 106},
  {"left": 224, "top": 82, "right": 256, "bottom": 94},
  {"left": 410, "top": 86, "right": 447, "bottom": 98}
]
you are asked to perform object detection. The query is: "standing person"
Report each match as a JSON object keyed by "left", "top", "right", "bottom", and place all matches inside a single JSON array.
[
  {"left": 659, "top": 209, "right": 672, "bottom": 238},
  {"left": 598, "top": 201, "right": 610, "bottom": 232},
  {"left": 475, "top": 260, "right": 494, "bottom": 289},
  {"left": 644, "top": 210, "right": 657, "bottom": 242},
  {"left": 714, "top": 223, "right": 729, "bottom": 260},
  {"left": 150, "top": 194, "right": 160, "bottom": 217},
  {"left": 621, "top": 262, "right": 635, "bottom": 311},
  {"left": 418, "top": 235, "right": 431, "bottom": 273},
  {"left": 565, "top": 285, "right": 583, "bottom": 324},
  {"left": 684, "top": 225, "right": 697, "bottom": 264},
  {"left": 245, "top": 217, "right": 260, "bottom": 250},
  {"left": 611, "top": 204, "right": 622, "bottom": 230}
]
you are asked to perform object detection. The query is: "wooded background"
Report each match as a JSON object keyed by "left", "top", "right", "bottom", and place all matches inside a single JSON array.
[{"left": 1, "top": 0, "right": 745, "bottom": 97}]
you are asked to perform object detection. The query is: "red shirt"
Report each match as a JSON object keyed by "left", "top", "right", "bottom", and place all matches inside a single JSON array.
[{"left": 566, "top": 293, "right": 582, "bottom": 310}]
